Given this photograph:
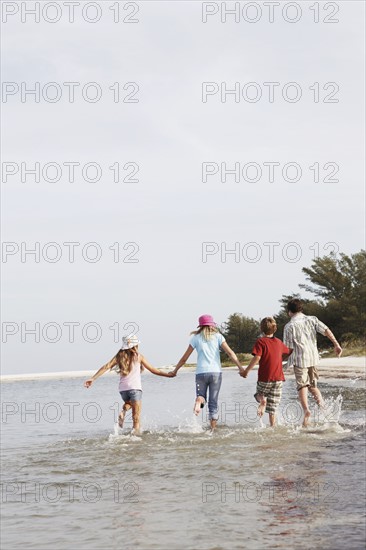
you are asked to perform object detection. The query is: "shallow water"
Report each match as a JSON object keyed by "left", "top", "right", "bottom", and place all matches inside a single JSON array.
[{"left": 1, "top": 371, "right": 365, "bottom": 549}]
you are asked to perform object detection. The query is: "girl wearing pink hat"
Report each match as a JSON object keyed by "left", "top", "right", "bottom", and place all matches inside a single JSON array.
[
  {"left": 84, "top": 334, "right": 175, "bottom": 434},
  {"left": 172, "top": 315, "right": 245, "bottom": 431}
]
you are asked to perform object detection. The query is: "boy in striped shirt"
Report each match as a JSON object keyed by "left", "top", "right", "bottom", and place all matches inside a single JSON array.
[{"left": 283, "top": 298, "right": 342, "bottom": 427}]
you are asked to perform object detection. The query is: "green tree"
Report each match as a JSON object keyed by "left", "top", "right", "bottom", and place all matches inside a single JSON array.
[
  {"left": 275, "top": 293, "right": 324, "bottom": 337},
  {"left": 277, "top": 250, "right": 366, "bottom": 343},
  {"left": 300, "top": 250, "right": 366, "bottom": 339},
  {"left": 222, "top": 313, "right": 260, "bottom": 353}
]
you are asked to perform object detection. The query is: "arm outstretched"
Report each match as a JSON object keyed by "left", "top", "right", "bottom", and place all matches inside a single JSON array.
[
  {"left": 221, "top": 341, "right": 245, "bottom": 375},
  {"left": 84, "top": 356, "right": 117, "bottom": 387},
  {"left": 171, "top": 345, "right": 194, "bottom": 375},
  {"left": 140, "top": 356, "right": 175, "bottom": 377}
]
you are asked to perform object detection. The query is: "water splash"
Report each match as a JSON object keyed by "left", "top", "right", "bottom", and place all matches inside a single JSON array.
[
  {"left": 176, "top": 414, "right": 205, "bottom": 434},
  {"left": 348, "top": 377, "right": 362, "bottom": 385},
  {"left": 318, "top": 394, "right": 343, "bottom": 424},
  {"left": 108, "top": 423, "right": 143, "bottom": 443},
  {"left": 258, "top": 417, "right": 265, "bottom": 429},
  {"left": 301, "top": 394, "right": 348, "bottom": 434}
]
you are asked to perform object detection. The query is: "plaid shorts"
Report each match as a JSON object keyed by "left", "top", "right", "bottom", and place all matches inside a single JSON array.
[{"left": 254, "top": 381, "right": 283, "bottom": 415}]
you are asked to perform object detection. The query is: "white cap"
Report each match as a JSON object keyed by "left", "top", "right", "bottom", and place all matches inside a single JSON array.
[{"left": 121, "top": 334, "right": 140, "bottom": 350}]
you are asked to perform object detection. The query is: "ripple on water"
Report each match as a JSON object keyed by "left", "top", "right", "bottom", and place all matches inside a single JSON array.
[{"left": 1, "top": 382, "right": 365, "bottom": 549}]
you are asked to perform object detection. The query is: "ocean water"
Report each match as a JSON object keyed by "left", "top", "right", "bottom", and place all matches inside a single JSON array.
[{"left": 1, "top": 370, "right": 365, "bottom": 550}]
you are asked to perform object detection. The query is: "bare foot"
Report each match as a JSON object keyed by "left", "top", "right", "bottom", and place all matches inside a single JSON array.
[
  {"left": 207, "top": 420, "right": 217, "bottom": 435},
  {"left": 118, "top": 412, "right": 125, "bottom": 428},
  {"left": 194, "top": 397, "right": 205, "bottom": 415},
  {"left": 303, "top": 409, "right": 311, "bottom": 428},
  {"left": 257, "top": 396, "right": 266, "bottom": 418}
]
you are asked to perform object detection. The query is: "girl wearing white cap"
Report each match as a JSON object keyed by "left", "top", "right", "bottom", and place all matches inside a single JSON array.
[
  {"left": 84, "top": 334, "right": 174, "bottom": 434},
  {"left": 172, "top": 315, "right": 245, "bottom": 431}
]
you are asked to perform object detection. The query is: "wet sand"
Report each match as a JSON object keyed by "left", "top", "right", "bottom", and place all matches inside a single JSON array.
[
  {"left": 306, "top": 356, "right": 366, "bottom": 380},
  {"left": 1, "top": 356, "right": 365, "bottom": 382},
  {"left": 248, "top": 356, "right": 366, "bottom": 381}
]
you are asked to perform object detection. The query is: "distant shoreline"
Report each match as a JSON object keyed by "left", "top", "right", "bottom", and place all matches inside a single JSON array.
[{"left": 1, "top": 356, "right": 365, "bottom": 382}]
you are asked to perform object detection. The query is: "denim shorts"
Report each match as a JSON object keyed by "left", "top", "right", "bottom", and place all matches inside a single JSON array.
[{"left": 120, "top": 389, "right": 142, "bottom": 403}]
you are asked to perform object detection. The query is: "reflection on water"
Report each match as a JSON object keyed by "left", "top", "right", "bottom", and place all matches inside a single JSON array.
[{"left": 1, "top": 372, "right": 365, "bottom": 549}]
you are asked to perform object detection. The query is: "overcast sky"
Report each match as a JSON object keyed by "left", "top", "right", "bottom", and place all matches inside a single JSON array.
[{"left": 1, "top": 1, "right": 365, "bottom": 374}]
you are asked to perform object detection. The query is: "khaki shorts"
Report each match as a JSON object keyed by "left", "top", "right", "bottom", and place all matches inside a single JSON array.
[{"left": 294, "top": 366, "right": 319, "bottom": 391}]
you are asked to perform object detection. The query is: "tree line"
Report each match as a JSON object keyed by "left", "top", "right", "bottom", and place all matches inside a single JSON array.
[{"left": 221, "top": 250, "right": 365, "bottom": 353}]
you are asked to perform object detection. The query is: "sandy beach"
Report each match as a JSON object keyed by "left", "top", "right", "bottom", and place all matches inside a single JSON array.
[
  {"left": 304, "top": 356, "right": 366, "bottom": 379},
  {"left": 1, "top": 356, "right": 365, "bottom": 382}
]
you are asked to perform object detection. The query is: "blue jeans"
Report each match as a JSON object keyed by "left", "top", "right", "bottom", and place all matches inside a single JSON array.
[
  {"left": 120, "top": 390, "right": 142, "bottom": 403},
  {"left": 195, "top": 373, "right": 222, "bottom": 420}
]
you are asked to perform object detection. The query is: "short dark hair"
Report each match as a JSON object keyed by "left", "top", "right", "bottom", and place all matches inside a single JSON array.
[
  {"left": 287, "top": 299, "right": 303, "bottom": 314},
  {"left": 260, "top": 317, "right": 277, "bottom": 335}
]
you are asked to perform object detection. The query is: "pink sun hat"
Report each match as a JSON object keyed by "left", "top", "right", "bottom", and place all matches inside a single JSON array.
[{"left": 197, "top": 314, "right": 217, "bottom": 327}]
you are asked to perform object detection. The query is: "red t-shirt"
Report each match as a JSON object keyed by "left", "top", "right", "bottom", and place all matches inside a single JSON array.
[{"left": 252, "top": 337, "right": 290, "bottom": 382}]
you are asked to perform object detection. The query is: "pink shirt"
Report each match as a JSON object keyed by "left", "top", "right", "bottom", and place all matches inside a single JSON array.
[{"left": 118, "top": 356, "right": 142, "bottom": 392}]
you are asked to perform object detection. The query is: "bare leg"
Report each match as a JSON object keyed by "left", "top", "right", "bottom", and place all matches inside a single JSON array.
[
  {"left": 257, "top": 395, "right": 266, "bottom": 418},
  {"left": 119, "top": 402, "right": 132, "bottom": 428},
  {"left": 309, "top": 386, "right": 324, "bottom": 408},
  {"left": 194, "top": 396, "right": 205, "bottom": 416},
  {"left": 131, "top": 401, "right": 142, "bottom": 434},
  {"left": 210, "top": 418, "right": 217, "bottom": 431},
  {"left": 298, "top": 387, "right": 311, "bottom": 427},
  {"left": 269, "top": 413, "right": 276, "bottom": 427}
]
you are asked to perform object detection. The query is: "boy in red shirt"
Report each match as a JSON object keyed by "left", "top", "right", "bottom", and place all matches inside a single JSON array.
[{"left": 242, "top": 317, "right": 291, "bottom": 427}]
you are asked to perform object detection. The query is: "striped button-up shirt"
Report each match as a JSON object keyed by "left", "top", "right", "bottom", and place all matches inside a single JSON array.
[{"left": 283, "top": 313, "right": 328, "bottom": 368}]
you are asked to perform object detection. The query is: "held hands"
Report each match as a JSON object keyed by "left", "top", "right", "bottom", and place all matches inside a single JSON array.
[
  {"left": 166, "top": 371, "right": 176, "bottom": 378},
  {"left": 238, "top": 367, "right": 248, "bottom": 378},
  {"left": 84, "top": 379, "right": 93, "bottom": 388}
]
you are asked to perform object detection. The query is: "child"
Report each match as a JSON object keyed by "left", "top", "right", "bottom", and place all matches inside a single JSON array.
[
  {"left": 283, "top": 298, "right": 342, "bottom": 427},
  {"left": 84, "top": 334, "right": 175, "bottom": 434},
  {"left": 172, "top": 314, "right": 245, "bottom": 431},
  {"left": 241, "top": 317, "right": 291, "bottom": 427}
]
